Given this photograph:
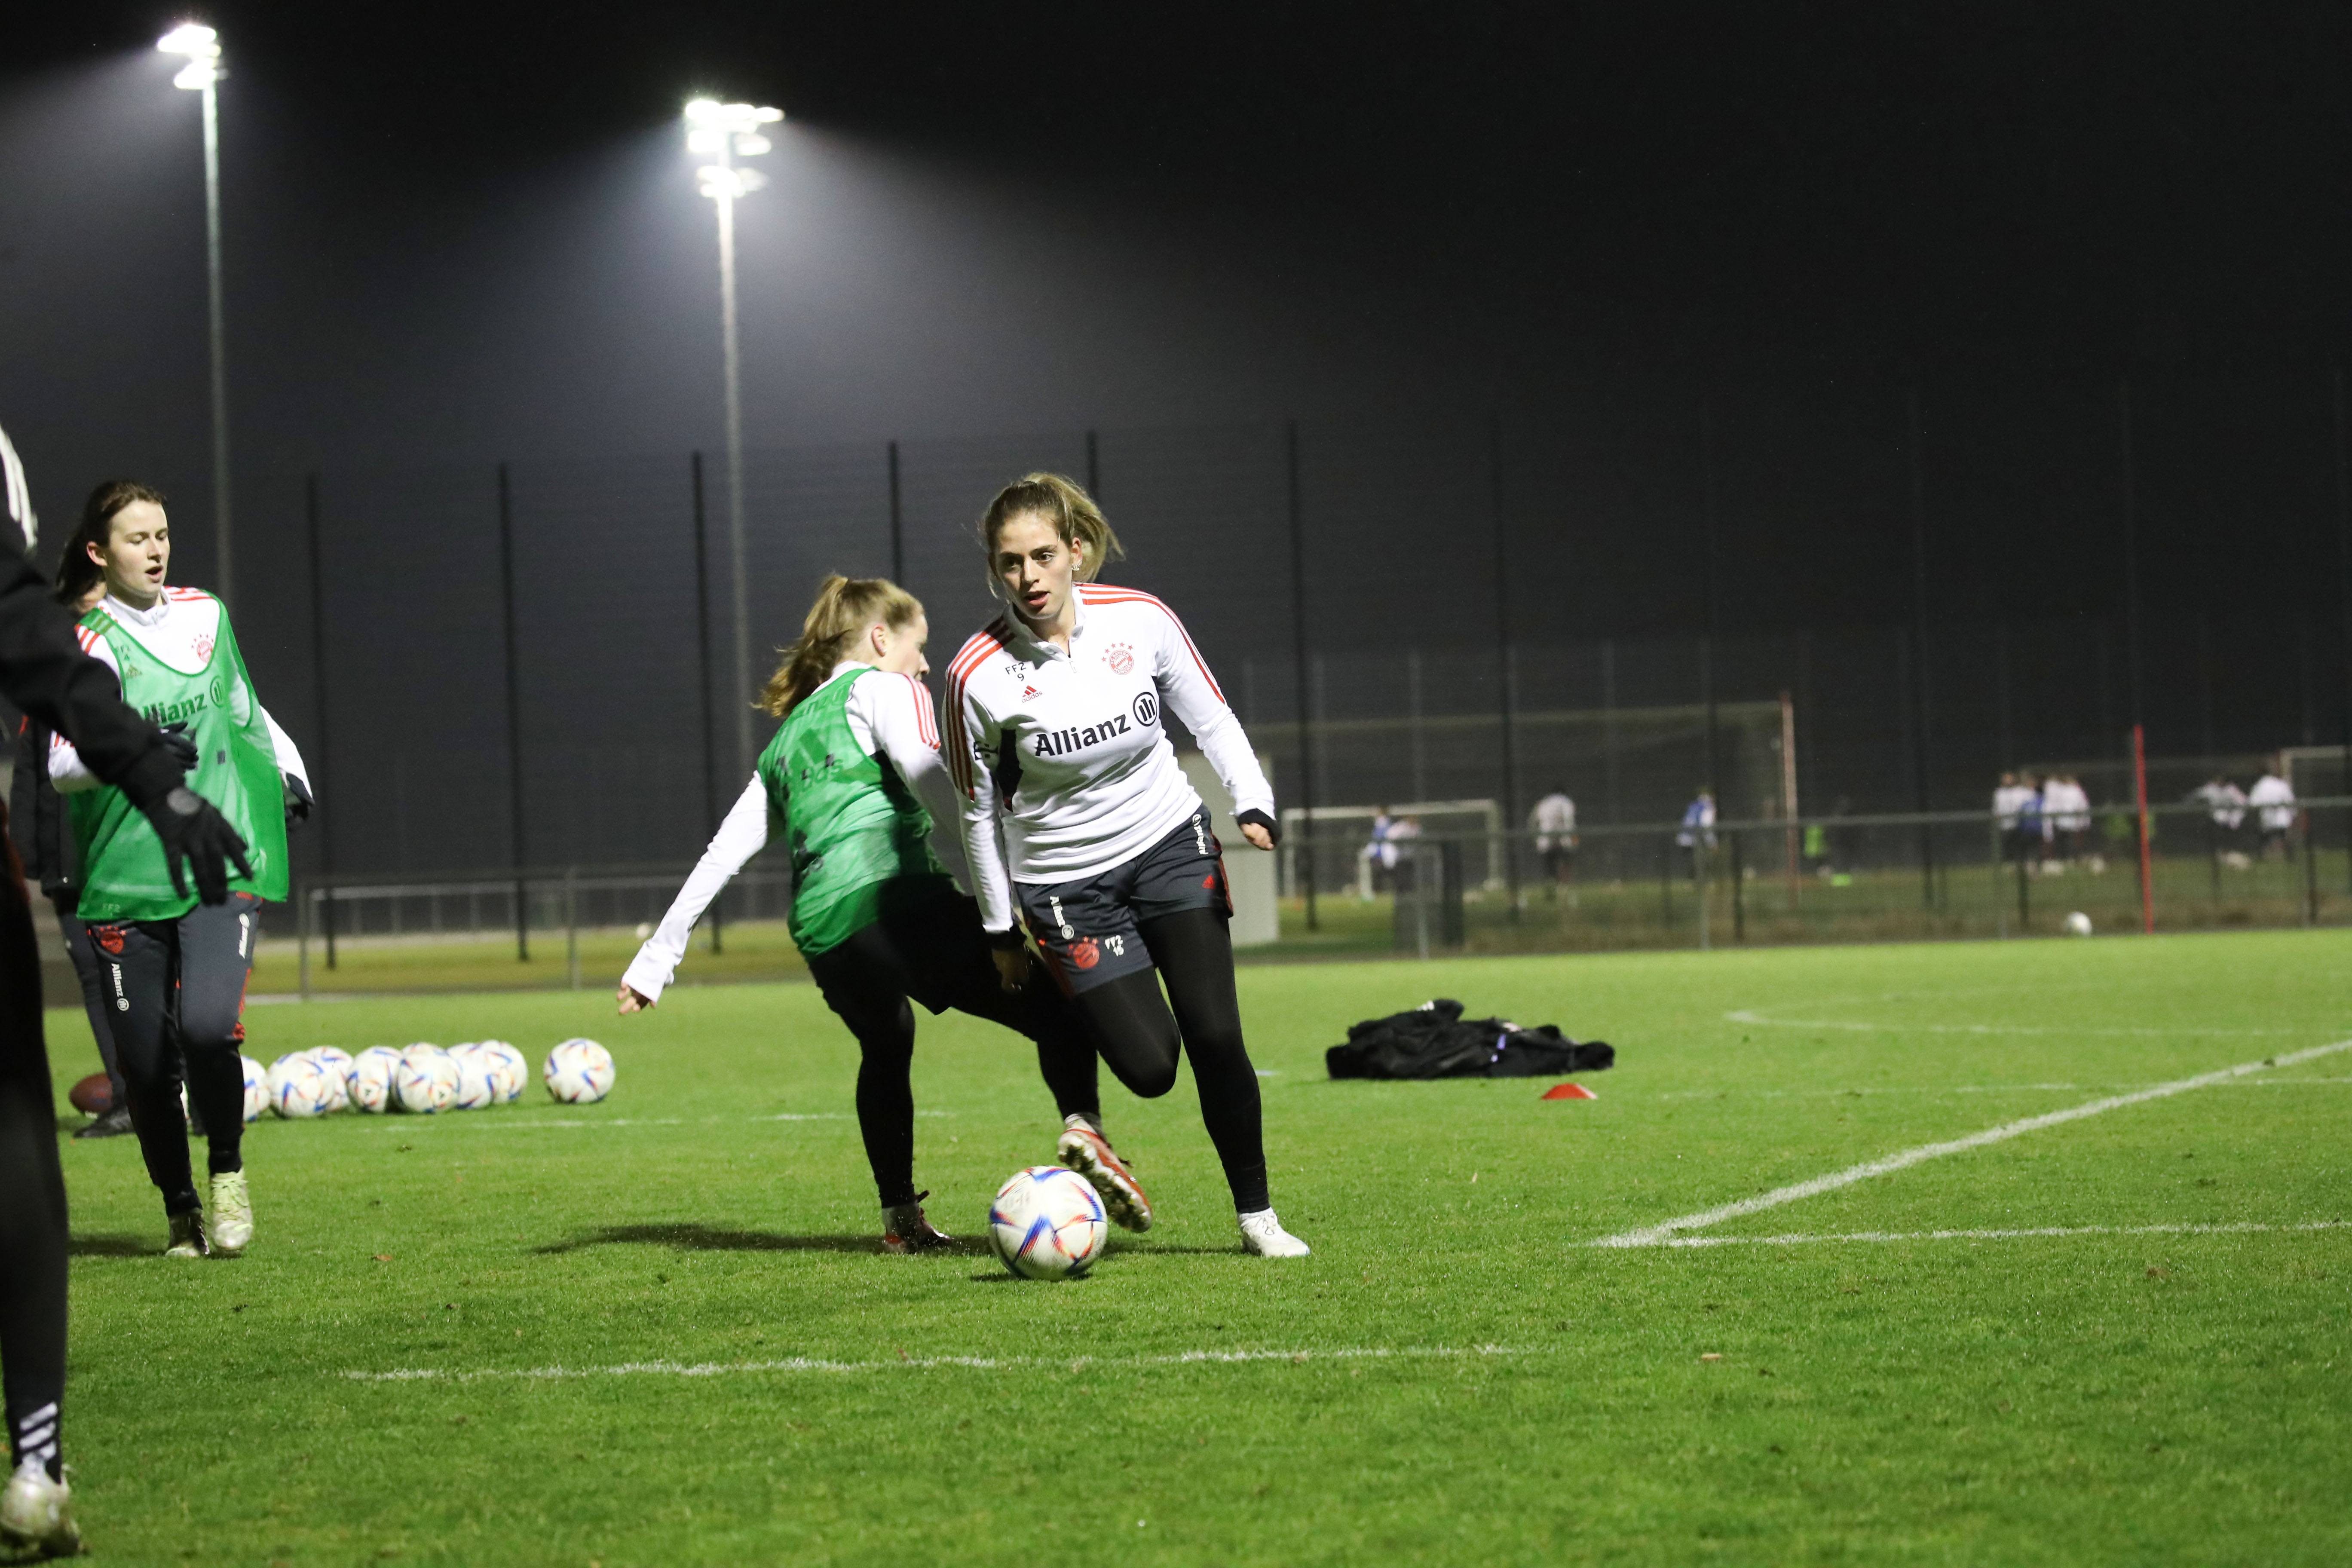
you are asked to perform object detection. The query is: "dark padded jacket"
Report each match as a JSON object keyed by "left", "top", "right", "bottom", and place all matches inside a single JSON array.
[{"left": 1326, "top": 998, "right": 1614, "bottom": 1080}]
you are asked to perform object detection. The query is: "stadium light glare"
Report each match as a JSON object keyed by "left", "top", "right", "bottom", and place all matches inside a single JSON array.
[
  {"left": 683, "top": 96, "right": 783, "bottom": 778},
  {"left": 159, "top": 21, "right": 236, "bottom": 601}
]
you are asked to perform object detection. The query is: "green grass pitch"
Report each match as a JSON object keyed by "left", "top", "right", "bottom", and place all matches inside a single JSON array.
[{"left": 41, "top": 931, "right": 2352, "bottom": 1565}]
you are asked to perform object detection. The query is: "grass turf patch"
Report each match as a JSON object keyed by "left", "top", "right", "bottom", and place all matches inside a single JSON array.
[{"left": 43, "top": 930, "right": 2352, "bottom": 1565}]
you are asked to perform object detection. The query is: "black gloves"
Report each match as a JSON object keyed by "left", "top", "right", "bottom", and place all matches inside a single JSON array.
[
  {"left": 284, "top": 772, "right": 312, "bottom": 829},
  {"left": 139, "top": 786, "right": 254, "bottom": 906},
  {"left": 159, "top": 721, "right": 199, "bottom": 772},
  {"left": 117, "top": 747, "right": 252, "bottom": 906},
  {"left": 1237, "top": 808, "right": 1281, "bottom": 846},
  {"left": 986, "top": 925, "right": 1028, "bottom": 952}
]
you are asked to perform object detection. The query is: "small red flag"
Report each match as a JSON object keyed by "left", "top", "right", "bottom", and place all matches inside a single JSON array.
[{"left": 1541, "top": 1082, "right": 1596, "bottom": 1101}]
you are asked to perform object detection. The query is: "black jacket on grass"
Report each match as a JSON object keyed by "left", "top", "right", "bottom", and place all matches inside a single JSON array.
[{"left": 1325, "top": 998, "right": 1614, "bottom": 1081}]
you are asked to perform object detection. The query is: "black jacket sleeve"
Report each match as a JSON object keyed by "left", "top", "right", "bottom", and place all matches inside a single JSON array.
[{"left": 0, "top": 529, "right": 182, "bottom": 810}]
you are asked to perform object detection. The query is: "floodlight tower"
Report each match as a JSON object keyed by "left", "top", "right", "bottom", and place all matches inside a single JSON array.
[
  {"left": 685, "top": 97, "right": 782, "bottom": 777},
  {"left": 158, "top": 22, "right": 233, "bottom": 603}
]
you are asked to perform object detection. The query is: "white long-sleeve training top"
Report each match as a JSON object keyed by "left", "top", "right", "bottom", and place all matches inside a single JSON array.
[
  {"left": 2248, "top": 773, "right": 2297, "bottom": 832},
  {"left": 620, "top": 661, "right": 969, "bottom": 1005},
  {"left": 48, "top": 588, "right": 312, "bottom": 796},
  {"left": 944, "top": 582, "right": 1274, "bottom": 933}
]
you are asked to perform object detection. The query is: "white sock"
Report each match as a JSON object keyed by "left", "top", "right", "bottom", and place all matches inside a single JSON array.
[
  {"left": 1063, "top": 1112, "right": 1103, "bottom": 1137},
  {"left": 1237, "top": 1207, "right": 1276, "bottom": 1225}
]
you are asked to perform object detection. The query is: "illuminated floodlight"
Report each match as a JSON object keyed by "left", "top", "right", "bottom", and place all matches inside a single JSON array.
[
  {"left": 681, "top": 94, "right": 783, "bottom": 781},
  {"left": 158, "top": 22, "right": 223, "bottom": 88}
]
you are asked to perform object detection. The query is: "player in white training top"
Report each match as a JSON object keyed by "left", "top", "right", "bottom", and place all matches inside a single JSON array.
[{"left": 947, "top": 472, "right": 1308, "bottom": 1258}]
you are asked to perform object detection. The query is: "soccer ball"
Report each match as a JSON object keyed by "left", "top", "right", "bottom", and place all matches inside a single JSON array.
[
  {"left": 448, "top": 1044, "right": 496, "bottom": 1111},
  {"left": 986, "top": 1166, "right": 1108, "bottom": 1280},
  {"left": 266, "top": 1052, "right": 333, "bottom": 1119},
  {"left": 307, "top": 1047, "right": 354, "bottom": 1111},
  {"left": 2063, "top": 911, "right": 2094, "bottom": 937},
  {"left": 239, "top": 1055, "right": 268, "bottom": 1123},
  {"left": 394, "top": 1045, "right": 460, "bottom": 1115},
  {"left": 347, "top": 1046, "right": 402, "bottom": 1114},
  {"left": 476, "top": 1040, "right": 527, "bottom": 1103},
  {"left": 543, "top": 1038, "right": 614, "bottom": 1104}
]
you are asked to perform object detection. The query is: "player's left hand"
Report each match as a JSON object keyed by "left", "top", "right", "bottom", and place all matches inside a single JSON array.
[
  {"left": 616, "top": 983, "right": 653, "bottom": 1014},
  {"left": 1236, "top": 808, "right": 1279, "bottom": 851}
]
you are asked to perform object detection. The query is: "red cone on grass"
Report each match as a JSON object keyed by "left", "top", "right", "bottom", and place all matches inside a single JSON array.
[{"left": 1541, "top": 1082, "right": 1597, "bottom": 1101}]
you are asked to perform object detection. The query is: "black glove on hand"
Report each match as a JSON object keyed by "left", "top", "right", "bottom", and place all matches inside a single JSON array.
[
  {"left": 159, "top": 721, "right": 199, "bottom": 772},
  {"left": 986, "top": 925, "right": 1028, "bottom": 952},
  {"left": 284, "top": 772, "right": 312, "bottom": 829},
  {"left": 1236, "top": 808, "right": 1281, "bottom": 846},
  {"left": 139, "top": 786, "right": 254, "bottom": 906}
]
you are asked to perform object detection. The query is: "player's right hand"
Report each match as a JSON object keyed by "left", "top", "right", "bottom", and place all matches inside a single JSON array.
[{"left": 991, "top": 946, "right": 1029, "bottom": 993}]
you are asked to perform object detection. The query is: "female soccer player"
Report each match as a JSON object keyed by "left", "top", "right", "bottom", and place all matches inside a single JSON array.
[
  {"left": 48, "top": 482, "right": 310, "bottom": 1261},
  {"left": 618, "top": 575, "right": 1105, "bottom": 1253},
  {"left": 946, "top": 472, "right": 1309, "bottom": 1257}
]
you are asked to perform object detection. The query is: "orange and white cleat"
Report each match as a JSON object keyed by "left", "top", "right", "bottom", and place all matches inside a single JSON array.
[{"left": 1056, "top": 1123, "right": 1154, "bottom": 1233}]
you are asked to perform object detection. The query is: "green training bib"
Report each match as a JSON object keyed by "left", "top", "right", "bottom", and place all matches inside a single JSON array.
[
  {"left": 759, "top": 667, "right": 953, "bottom": 957},
  {"left": 69, "top": 596, "right": 290, "bottom": 922}
]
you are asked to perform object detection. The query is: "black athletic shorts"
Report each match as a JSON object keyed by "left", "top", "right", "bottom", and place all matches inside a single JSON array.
[{"left": 1016, "top": 811, "right": 1231, "bottom": 995}]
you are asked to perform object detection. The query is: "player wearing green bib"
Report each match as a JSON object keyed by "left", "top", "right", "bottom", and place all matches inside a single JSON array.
[
  {"left": 49, "top": 483, "right": 313, "bottom": 1261},
  {"left": 621, "top": 576, "right": 1102, "bottom": 1251}
]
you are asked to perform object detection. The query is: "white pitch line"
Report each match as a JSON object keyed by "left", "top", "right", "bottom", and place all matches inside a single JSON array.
[
  {"left": 1724, "top": 1008, "right": 2305, "bottom": 1038},
  {"left": 1658, "top": 1078, "right": 2352, "bottom": 1101},
  {"left": 1592, "top": 1037, "right": 2352, "bottom": 1249},
  {"left": 1648, "top": 1219, "right": 2351, "bottom": 1249},
  {"left": 343, "top": 1343, "right": 1528, "bottom": 1384}
]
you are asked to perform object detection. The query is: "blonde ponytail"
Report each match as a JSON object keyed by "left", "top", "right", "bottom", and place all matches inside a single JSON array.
[
  {"left": 977, "top": 472, "right": 1124, "bottom": 591},
  {"left": 760, "top": 575, "right": 924, "bottom": 717}
]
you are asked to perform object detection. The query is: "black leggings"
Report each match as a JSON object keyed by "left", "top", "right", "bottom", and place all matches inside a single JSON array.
[
  {"left": 91, "top": 893, "right": 259, "bottom": 1216},
  {"left": 0, "top": 846, "right": 67, "bottom": 1480},
  {"left": 52, "top": 902, "right": 127, "bottom": 1107},
  {"left": 1071, "top": 907, "right": 1269, "bottom": 1213},
  {"left": 806, "top": 894, "right": 1099, "bottom": 1210}
]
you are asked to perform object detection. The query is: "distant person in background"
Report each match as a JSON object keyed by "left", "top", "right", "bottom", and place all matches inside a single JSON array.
[
  {"left": 1359, "top": 807, "right": 1397, "bottom": 897},
  {"left": 1384, "top": 814, "right": 1424, "bottom": 893},
  {"left": 1676, "top": 787, "right": 1716, "bottom": 881},
  {"left": 2047, "top": 773, "right": 2094, "bottom": 867},
  {"left": 1992, "top": 771, "right": 2030, "bottom": 865},
  {"left": 1529, "top": 784, "right": 1577, "bottom": 900},
  {"left": 2249, "top": 757, "right": 2297, "bottom": 860},
  {"left": 2016, "top": 772, "right": 2049, "bottom": 870},
  {"left": 7, "top": 581, "right": 137, "bottom": 1139},
  {"left": 2192, "top": 773, "right": 2248, "bottom": 867}
]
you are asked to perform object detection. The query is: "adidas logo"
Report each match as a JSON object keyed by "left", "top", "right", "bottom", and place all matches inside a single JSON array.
[{"left": 1022, "top": 684, "right": 1040, "bottom": 699}]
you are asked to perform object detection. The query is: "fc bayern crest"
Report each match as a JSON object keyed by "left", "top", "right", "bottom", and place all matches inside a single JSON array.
[{"left": 1105, "top": 642, "right": 1134, "bottom": 675}]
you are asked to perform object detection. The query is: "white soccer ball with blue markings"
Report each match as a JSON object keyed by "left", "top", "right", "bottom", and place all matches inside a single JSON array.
[
  {"left": 347, "top": 1046, "right": 402, "bottom": 1114},
  {"left": 306, "top": 1047, "right": 353, "bottom": 1111},
  {"left": 987, "top": 1166, "right": 1108, "bottom": 1280},
  {"left": 394, "top": 1045, "right": 459, "bottom": 1115},
  {"left": 476, "top": 1040, "right": 528, "bottom": 1104},
  {"left": 448, "top": 1044, "right": 496, "bottom": 1111},
  {"left": 239, "top": 1055, "right": 269, "bottom": 1123},
  {"left": 266, "top": 1052, "right": 332, "bottom": 1119},
  {"left": 543, "top": 1038, "right": 614, "bottom": 1104}
]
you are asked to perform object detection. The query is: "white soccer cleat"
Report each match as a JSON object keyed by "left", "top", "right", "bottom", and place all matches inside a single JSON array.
[
  {"left": 0, "top": 1457, "right": 80, "bottom": 1557},
  {"left": 208, "top": 1171, "right": 253, "bottom": 1256},
  {"left": 1237, "top": 1209, "right": 1311, "bottom": 1258},
  {"left": 1056, "top": 1124, "right": 1154, "bottom": 1232}
]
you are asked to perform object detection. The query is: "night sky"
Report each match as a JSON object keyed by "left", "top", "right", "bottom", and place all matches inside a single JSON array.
[{"left": 8, "top": 3, "right": 2352, "bottom": 651}]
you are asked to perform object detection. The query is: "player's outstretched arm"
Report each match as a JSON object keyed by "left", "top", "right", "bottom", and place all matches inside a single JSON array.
[
  {"left": 1143, "top": 598, "right": 1276, "bottom": 848},
  {"left": 618, "top": 776, "right": 773, "bottom": 1012}
]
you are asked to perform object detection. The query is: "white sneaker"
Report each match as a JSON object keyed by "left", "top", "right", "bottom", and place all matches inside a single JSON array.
[
  {"left": 208, "top": 1171, "right": 253, "bottom": 1256},
  {"left": 1237, "top": 1209, "right": 1311, "bottom": 1257},
  {"left": 0, "top": 1457, "right": 80, "bottom": 1557}
]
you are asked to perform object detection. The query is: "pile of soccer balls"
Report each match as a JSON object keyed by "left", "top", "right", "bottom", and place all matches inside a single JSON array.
[{"left": 244, "top": 1038, "right": 615, "bottom": 1121}]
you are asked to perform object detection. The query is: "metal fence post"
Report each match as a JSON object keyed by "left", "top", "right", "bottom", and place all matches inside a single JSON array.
[
  {"left": 1696, "top": 836, "right": 1711, "bottom": 952},
  {"left": 298, "top": 883, "right": 312, "bottom": 1001},
  {"left": 1991, "top": 815, "right": 2008, "bottom": 939},
  {"left": 2304, "top": 815, "right": 2318, "bottom": 928},
  {"left": 566, "top": 866, "right": 582, "bottom": 990}
]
